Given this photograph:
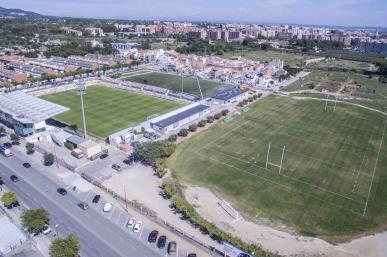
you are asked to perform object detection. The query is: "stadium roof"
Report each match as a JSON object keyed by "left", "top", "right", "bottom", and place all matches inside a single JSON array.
[
  {"left": 212, "top": 87, "right": 246, "bottom": 101},
  {"left": 152, "top": 104, "right": 209, "bottom": 128},
  {"left": 0, "top": 91, "right": 69, "bottom": 124}
]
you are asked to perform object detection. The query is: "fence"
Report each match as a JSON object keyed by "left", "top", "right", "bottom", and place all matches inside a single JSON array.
[{"left": 81, "top": 173, "right": 225, "bottom": 257}]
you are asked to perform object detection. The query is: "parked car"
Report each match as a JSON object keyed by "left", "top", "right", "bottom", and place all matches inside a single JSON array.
[
  {"left": 10, "top": 175, "right": 18, "bottom": 182},
  {"left": 187, "top": 254, "right": 197, "bottom": 257},
  {"left": 78, "top": 202, "right": 89, "bottom": 210},
  {"left": 92, "top": 194, "right": 101, "bottom": 203},
  {"left": 23, "top": 162, "right": 31, "bottom": 168},
  {"left": 132, "top": 221, "right": 143, "bottom": 233},
  {"left": 57, "top": 188, "right": 67, "bottom": 195},
  {"left": 148, "top": 230, "right": 159, "bottom": 243},
  {"left": 126, "top": 218, "right": 136, "bottom": 228},
  {"left": 103, "top": 203, "right": 112, "bottom": 212},
  {"left": 167, "top": 241, "right": 177, "bottom": 255},
  {"left": 4, "top": 142, "right": 12, "bottom": 148},
  {"left": 99, "top": 153, "right": 108, "bottom": 159},
  {"left": 111, "top": 164, "right": 121, "bottom": 172},
  {"left": 237, "top": 254, "right": 250, "bottom": 257},
  {"left": 42, "top": 224, "right": 51, "bottom": 235},
  {"left": 157, "top": 235, "right": 167, "bottom": 249},
  {"left": 11, "top": 141, "right": 20, "bottom": 146}
]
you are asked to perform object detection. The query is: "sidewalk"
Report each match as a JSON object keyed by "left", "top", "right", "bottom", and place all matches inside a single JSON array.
[
  {"left": 0, "top": 186, "right": 50, "bottom": 257},
  {"left": 1, "top": 134, "right": 216, "bottom": 256}
]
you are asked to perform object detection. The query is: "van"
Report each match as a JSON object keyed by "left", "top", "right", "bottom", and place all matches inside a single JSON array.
[
  {"left": 71, "top": 149, "right": 84, "bottom": 159},
  {"left": 167, "top": 241, "right": 177, "bottom": 255}
]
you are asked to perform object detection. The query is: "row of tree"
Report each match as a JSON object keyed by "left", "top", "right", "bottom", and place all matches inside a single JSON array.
[
  {"left": 160, "top": 181, "right": 279, "bottom": 257},
  {"left": 0, "top": 188, "right": 80, "bottom": 257},
  {"left": 167, "top": 109, "right": 230, "bottom": 142}
]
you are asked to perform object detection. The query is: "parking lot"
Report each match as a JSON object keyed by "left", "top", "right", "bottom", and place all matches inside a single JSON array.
[{"left": 71, "top": 188, "right": 195, "bottom": 257}]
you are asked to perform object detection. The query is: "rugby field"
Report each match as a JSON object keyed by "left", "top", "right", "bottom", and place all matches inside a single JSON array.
[{"left": 171, "top": 95, "right": 387, "bottom": 237}]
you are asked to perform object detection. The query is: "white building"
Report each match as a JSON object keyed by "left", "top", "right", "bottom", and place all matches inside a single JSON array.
[
  {"left": 211, "top": 87, "right": 249, "bottom": 105},
  {"left": 150, "top": 102, "right": 210, "bottom": 134}
]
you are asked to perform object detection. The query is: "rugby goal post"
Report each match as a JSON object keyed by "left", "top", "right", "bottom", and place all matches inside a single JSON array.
[{"left": 265, "top": 142, "right": 286, "bottom": 174}]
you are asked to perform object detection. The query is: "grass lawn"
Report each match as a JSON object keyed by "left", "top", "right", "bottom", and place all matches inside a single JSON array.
[
  {"left": 123, "top": 71, "right": 232, "bottom": 97},
  {"left": 282, "top": 71, "right": 387, "bottom": 113},
  {"left": 170, "top": 96, "right": 387, "bottom": 238},
  {"left": 41, "top": 85, "right": 182, "bottom": 137},
  {"left": 222, "top": 50, "right": 314, "bottom": 66}
]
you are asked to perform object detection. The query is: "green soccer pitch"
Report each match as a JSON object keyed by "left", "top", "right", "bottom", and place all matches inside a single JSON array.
[{"left": 41, "top": 85, "right": 182, "bottom": 138}]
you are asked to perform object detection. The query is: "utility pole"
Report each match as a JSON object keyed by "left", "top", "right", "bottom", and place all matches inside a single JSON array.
[
  {"left": 77, "top": 80, "right": 88, "bottom": 139},
  {"left": 124, "top": 184, "right": 128, "bottom": 211}
]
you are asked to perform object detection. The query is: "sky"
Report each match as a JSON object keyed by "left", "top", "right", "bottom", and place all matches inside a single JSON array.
[{"left": 1, "top": 0, "right": 386, "bottom": 27}]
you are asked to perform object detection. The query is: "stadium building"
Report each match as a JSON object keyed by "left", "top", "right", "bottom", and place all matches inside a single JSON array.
[
  {"left": 211, "top": 87, "right": 249, "bottom": 105},
  {"left": 150, "top": 102, "right": 210, "bottom": 133},
  {"left": 0, "top": 91, "right": 69, "bottom": 136}
]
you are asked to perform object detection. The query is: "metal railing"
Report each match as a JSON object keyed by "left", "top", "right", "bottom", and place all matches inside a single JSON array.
[{"left": 81, "top": 173, "right": 225, "bottom": 257}]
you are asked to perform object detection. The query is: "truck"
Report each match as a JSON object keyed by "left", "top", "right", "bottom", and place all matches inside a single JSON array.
[{"left": 0, "top": 144, "right": 13, "bottom": 157}]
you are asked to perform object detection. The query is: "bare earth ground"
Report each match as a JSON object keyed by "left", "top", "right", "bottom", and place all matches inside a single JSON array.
[
  {"left": 184, "top": 185, "right": 387, "bottom": 257},
  {"left": 101, "top": 164, "right": 221, "bottom": 255}
]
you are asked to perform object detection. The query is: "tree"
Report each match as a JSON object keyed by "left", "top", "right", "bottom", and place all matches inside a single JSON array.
[
  {"left": 221, "top": 109, "right": 229, "bottom": 116},
  {"left": 26, "top": 142, "right": 35, "bottom": 154},
  {"left": 214, "top": 113, "right": 222, "bottom": 120},
  {"left": 21, "top": 208, "right": 49, "bottom": 234},
  {"left": 188, "top": 124, "right": 198, "bottom": 132},
  {"left": 43, "top": 152, "right": 55, "bottom": 166},
  {"left": 0, "top": 126, "right": 5, "bottom": 134},
  {"left": 206, "top": 116, "right": 214, "bottom": 123},
  {"left": 50, "top": 234, "right": 80, "bottom": 257},
  {"left": 178, "top": 128, "right": 188, "bottom": 137},
  {"left": 168, "top": 134, "right": 178, "bottom": 142},
  {"left": 198, "top": 120, "right": 207, "bottom": 127},
  {"left": 134, "top": 141, "right": 176, "bottom": 165},
  {"left": 1, "top": 191, "right": 18, "bottom": 207},
  {"left": 10, "top": 133, "right": 20, "bottom": 142},
  {"left": 155, "top": 158, "right": 167, "bottom": 177}
]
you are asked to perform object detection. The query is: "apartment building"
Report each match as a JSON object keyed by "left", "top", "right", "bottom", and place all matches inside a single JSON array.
[
  {"left": 84, "top": 27, "right": 104, "bottom": 37},
  {"left": 61, "top": 27, "right": 83, "bottom": 37},
  {"left": 0, "top": 69, "right": 27, "bottom": 83}
]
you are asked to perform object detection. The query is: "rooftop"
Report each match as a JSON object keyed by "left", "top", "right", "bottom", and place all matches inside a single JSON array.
[
  {"left": 0, "top": 91, "right": 69, "bottom": 124},
  {"left": 152, "top": 104, "right": 209, "bottom": 128},
  {"left": 212, "top": 87, "right": 246, "bottom": 101}
]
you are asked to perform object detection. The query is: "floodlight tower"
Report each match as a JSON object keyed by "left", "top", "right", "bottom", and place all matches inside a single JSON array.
[{"left": 77, "top": 80, "right": 88, "bottom": 140}]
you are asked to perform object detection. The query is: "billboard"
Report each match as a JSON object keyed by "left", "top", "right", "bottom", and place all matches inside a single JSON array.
[{"left": 223, "top": 242, "right": 253, "bottom": 257}]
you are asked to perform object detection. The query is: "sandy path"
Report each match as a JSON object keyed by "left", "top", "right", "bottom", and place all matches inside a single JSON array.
[{"left": 185, "top": 185, "right": 386, "bottom": 257}]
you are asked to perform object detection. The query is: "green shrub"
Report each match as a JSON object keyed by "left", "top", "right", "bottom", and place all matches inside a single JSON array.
[
  {"left": 134, "top": 140, "right": 176, "bottom": 165},
  {"left": 178, "top": 129, "right": 188, "bottom": 137},
  {"left": 161, "top": 181, "right": 177, "bottom": 198},
  {"left": 168, "top": 134, "right": 178, "bottom": 142},
  {"left": 206, "top": 116, "right": 214, "bottom": 123},
  {"left": 64, "top": 142, "right": 74, "bottom": 150},
  {"left": 214, "top": 113, "right": 222, "bottom": 120},
  {"left": 198, "top": 120, "right": 207, "bottom": 127},
  {"left": 188, "top": 124, "right": 198, "bottom": 132},
  {"left": 221, "top": 109, "right": 229, "bottom": 116}
]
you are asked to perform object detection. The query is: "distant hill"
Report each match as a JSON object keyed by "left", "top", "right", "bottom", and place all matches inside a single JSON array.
[{"left": 0, "top": 6, "right": 46, "bottom": 19}]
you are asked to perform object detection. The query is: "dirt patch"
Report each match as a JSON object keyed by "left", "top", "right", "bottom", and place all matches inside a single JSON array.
[{"left": 184, "top": 185, "right": 386, "bottom": 257}]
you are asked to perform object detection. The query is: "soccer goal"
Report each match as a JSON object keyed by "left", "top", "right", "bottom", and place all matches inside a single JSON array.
[{"left": 218, "top": 200, "right": 241, "bottom": 221}]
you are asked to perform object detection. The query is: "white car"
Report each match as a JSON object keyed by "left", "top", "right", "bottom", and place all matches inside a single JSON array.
[
  {"left": 42, "top": 224, "right": 51, "bottom": 235},
  {"left": 126, "top": 218, "right": 136, "bottom": 228},
  {"left": 132, "top": 221, "right": 143, "bottom": 233},
  {"left": 103, "top": 203, "right": 113, "bottom": 212}
]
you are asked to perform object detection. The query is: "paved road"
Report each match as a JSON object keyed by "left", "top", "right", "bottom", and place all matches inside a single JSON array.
[{"left": 0, "top": 154, "right": 163, "bottom": 257}]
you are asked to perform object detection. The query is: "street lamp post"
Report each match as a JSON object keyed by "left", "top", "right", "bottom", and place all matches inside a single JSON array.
[{"left": 77, "top": 80, "right": 88, "bottom": 140}]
